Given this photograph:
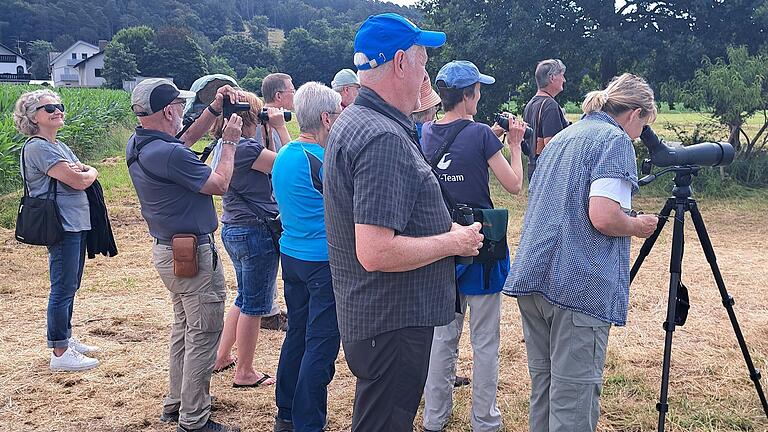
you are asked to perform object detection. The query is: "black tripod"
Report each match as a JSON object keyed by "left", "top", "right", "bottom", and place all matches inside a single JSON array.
[{"left": 630, "top": 166, "right": 768, "bottom": 432}]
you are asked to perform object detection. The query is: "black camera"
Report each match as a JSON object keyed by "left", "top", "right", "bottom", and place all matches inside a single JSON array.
[
  {"left": 640, "top": 126, "right": 734, "bottom": 168},
  {"left": 453, "top": 204, "right": 474, "bottom": 265},
  {"left": 257, "top": 108, "right": 292, "bottom": 124},
  {"left": 495, "top": 113, "right": 533, "bottom": 141},
  {"left": 222, "top": 98, "right": 251, "bottom": 119}
]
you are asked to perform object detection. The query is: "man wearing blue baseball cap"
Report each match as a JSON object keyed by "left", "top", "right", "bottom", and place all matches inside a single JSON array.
[
  {"left": 421, "top": 60, "right": 526, "bottom": 432},
  {"left": 323, "top": 14, "right": 484, "bottom": 432}
]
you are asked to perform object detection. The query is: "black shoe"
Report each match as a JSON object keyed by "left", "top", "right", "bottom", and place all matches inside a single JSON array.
[
  {"left": 454, "top": 375, "right": 470, "bottom": 388},
  {"left": 261, "top": 312, "right": 289, "bottom": 331},
  {"left": 177, "top": 419, "right": 240, "bottom": 432},
  {"left": 274, "top": 417, "right": 294, "bottom": 432}
]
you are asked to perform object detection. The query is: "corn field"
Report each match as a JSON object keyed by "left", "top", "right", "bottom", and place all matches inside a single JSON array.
[{"left": 0, "top": 84, "right": 133, "bottom": 194}]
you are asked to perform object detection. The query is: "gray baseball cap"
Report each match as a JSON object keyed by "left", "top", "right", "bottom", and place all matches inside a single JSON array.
[
  {"left": 131, "top": 78, "right": 196, "bottom": 117},
  {"left": 331, "top": 69, "right": 360, "bottom": 91}
]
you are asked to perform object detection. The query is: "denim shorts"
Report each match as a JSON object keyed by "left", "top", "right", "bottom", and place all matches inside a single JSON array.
[{"left": 221, "top": 223, "right": 279, "bottom": 316}]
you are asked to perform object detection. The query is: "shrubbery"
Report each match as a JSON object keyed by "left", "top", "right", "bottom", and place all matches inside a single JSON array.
[{"left": 0, "top": 84, "right": 133, "bottom": 194}]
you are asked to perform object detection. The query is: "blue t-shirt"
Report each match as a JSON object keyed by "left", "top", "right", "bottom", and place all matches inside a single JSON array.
[
  {"left": 503, "top": 111, "right": 639, "bottom": 325},
  {"left": 272, "top": 140, "right": 328, "bottom": 261},
  {"left": 221, "top": 137, "right": 278, "bottom": 225},
  {"left": 421, "top": 120, "right": 504, "bottom": 209},
  {"left": 126, "top": 127, "right": 217, "bottom": 241},
  {"left": 421, "top": 119, "right": 508, "bottom": 295}
]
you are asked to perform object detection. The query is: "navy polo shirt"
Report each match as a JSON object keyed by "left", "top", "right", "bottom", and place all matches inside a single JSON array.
[{"left": 126, "top": 127, "right": 218, "bottom": 241}]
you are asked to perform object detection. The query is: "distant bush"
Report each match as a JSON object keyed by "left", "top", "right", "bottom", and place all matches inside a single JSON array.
[{"left": 0, "top": 84, "right": 133, "bottom": 194}]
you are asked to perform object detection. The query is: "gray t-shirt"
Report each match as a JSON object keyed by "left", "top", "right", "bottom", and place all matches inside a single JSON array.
[
  {"left": 21, "top": 138, "right": 90, "bottom": 232},
  {"left": 221, "top": 137, "right": 278, "bottom": 225},
  {"left": 324, "top": 87, "right": 455, "bottom": 342},
  {"left": 126, "top": 127, "right": 217, "bottom": 241}
]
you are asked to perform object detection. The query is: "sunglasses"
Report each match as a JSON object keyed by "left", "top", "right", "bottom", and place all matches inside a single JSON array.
[{"left": 36, "top": 103, "right": 65, "bottom": 113}]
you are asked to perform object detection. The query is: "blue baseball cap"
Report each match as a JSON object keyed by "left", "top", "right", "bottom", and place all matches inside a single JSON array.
[
  {"left": 354, "top": 13, "right": 446, "bottom": 71},
  {"left": 436, "top": 61, "right": 495, "bottom": 89}
]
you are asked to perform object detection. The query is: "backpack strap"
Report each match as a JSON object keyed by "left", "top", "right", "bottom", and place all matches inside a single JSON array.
[
  {"left": 20, "top": 136, "right": 58, "bottom": 199},
  {"left": 126, "top": 135, "right": 174, "bottom": 184},
  {"left": 427, "top": 120, "right": 473, "bottom": 169}
]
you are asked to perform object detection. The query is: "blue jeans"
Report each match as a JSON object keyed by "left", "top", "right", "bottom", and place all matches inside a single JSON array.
[
  {"left": 46, "top": 231, "right": 88, "bottom": 348},
  {"left": 276, "top": 254, "right": 340, "bottom": 432},
  {"left": 220, "top": 223, "right": 279, "bottom": 316}
]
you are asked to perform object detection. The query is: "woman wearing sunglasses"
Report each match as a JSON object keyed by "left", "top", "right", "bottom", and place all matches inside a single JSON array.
[{"left": 13, "top": 89, "right": 101, "bottom": 371}]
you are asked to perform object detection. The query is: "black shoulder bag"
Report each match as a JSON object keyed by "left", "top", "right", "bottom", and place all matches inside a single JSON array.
[{"left": 15, "top": 137, "right": 64, "bottom": 246}]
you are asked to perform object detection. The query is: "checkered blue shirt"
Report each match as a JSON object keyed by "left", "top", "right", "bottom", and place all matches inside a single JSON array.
[{"left": 503, "top": 111, "right": 639, "bottom": 325}]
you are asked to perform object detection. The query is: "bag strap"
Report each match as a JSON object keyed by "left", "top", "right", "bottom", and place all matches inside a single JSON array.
[
  {"left": 427, "top": 119, "right": 472, "bottom": 169},
  {"left": 354, "top": 96, "right": 462, "bottom": 213},
  {"left": 126, "top": 135, "right": 174, "bottom": 184},
  {"left": 20, "top": 136, "right": 59, "bottom": 199}
]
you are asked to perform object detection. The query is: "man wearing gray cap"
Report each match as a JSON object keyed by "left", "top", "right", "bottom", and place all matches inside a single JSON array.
[
  {"left": 126, "top": 78, "right": 243, "bottom": 432},
  {"left": 324, "top": 13, "right": 484, "bottom": 432},
  {"left": 331, "top": 68, "right": 360, "bottom": 110}
]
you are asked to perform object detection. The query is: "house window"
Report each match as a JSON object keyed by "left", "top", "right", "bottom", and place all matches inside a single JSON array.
[
  {"left": 82, "top": 53, "right": 88, "bottom": 59},
  {"left": 95, "top": 68, "right": 102, "bottom": 77},
  {"left": 17, "top": 66, "right": 24, "bottom": 74},
  {"left": 0, "top": 55, "right": 16, "bottom": 63},
  {"left": 71, "top": 53, "right": 77, "bottom": 59}
]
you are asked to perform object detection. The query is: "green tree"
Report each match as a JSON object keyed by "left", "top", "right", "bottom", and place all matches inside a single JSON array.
[
  {"left": 213, "top": 33, "right": 278, "bottom": 78},
  {"left": 142, "top": 27, "right": 208, "bottom": 89},
  {"left": 279, "top": 23, "right": 355, "bottom": 87},
  {"left": 683, "top": 46, "right": 768, "bottom": 157},
  {"left": 249, "top": 16, "right": 270, "bottom": 43},
  {"left": 102, "top": 41, "right": 138, "bottom": 89},
  {"left": 240, "top": 66, "right": 271, "bottom": 94},
  {"left": 207, "top": 55, "right": 237, "bottom": 78},
  {"left": 27, "top": 40, "right": 54, "bottom": 80},
  {"left": 112, "top": 25, "right": 154, "bottom": 73}
]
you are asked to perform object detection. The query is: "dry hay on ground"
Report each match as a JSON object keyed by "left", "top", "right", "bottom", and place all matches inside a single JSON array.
[{"left": 0, "top": 196, "right": 767, "bottom": 432}]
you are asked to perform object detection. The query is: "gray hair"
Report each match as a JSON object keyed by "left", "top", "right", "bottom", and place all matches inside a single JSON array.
[
  {"left": 295, "top": 81, "right": 342, "bottom": 133},
  {"left": 13, "top": 89, "right": 61, "bottom": 136},
  {"left": 355, "top": 45, "right": 424, "bottom": 85},
  {"left": 412, "top": 105, "right": 438, "bottom": 124},
  {"left": 535, "top": 59, "right": 566, "bottom": 89},
  {"left": 261, "top": 73, "right": 292, "bottom": 103}
]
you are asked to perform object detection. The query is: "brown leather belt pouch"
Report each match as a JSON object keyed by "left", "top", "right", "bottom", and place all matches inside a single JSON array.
[{"left": 172, "top": 234, "right": 198, "bottom": 278}]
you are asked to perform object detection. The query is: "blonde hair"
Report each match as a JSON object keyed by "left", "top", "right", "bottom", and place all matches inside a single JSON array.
[
  {"left": 13, "top": 89, "right": 62, "bottom": 136},
  {"left": 211, "top": 92, "right": 264, "bottom": 139},
  {"left": 582, "top": 73, "right": 657, "bottom": 123}
]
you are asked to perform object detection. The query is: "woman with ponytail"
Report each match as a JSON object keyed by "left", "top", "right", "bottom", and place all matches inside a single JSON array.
[{"left": 503, "top": 73, "right": 660, "bottom": 431}]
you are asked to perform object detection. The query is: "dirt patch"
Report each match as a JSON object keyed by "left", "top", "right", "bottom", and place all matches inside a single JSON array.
[{"left": 0, "top": 195, "right": 767, "bottom": 431}]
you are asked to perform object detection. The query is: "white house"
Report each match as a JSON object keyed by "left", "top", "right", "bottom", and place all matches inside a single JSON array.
[
  {"left": 0, "top": 43, "right": 31, "bottom": 83},
  {"left": 49, "top": 40, "right": 100, "bottom": 87},
  {"left": 74, "top": 51, "right": 105, "bottom": 87}
]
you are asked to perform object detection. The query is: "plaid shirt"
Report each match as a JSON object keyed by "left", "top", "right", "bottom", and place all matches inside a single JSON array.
[
  {"left": 323, "top": 87, "right": 455, "bottom": 342},
  {"left": 504, "top": 111, "right": 639, "bottom": 325}
]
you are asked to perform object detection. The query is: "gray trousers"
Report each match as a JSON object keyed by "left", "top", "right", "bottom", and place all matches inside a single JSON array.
[
  {"left": 153, "top": 242, "right": 226, "bottom": 430},
  {"left": 517, "top": 294, "right": 611, "bottom": 432},
  {"left": 423, "top": 293, "right": 502, "bottom": 432}
]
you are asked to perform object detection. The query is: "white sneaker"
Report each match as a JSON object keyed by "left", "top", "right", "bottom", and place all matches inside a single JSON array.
[
  {"left": 50, "top": 347, "right": 99, "bottom": 371},
  {"left": 68, "top": 337, "right": 100, "bottom": 354}
]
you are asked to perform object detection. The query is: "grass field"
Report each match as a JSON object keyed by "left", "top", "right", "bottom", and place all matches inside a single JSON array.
[{"left": 0, "top": 117, "right": 767, "bottom": 431}]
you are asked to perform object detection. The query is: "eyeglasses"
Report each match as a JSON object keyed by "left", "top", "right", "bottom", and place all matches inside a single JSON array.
[
  {"left": 277, "top": 89, "right": 295, "bottom": 95},
  {"left": 36, "top": 103, "right": 65, "bottom": 113}
]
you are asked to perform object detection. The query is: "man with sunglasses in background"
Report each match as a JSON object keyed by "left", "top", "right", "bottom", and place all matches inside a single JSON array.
[{"left": 126, "top": 78, "right": 244, "bottom": 432}]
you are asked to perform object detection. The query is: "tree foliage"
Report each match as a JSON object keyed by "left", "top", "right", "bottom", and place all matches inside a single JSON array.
[
  {"left": 112, "top": 26, "right": 154, "bottom": 73},
  {"left": 102, "top": 41, "right": 138, "bottom": 89},
  {"left": 141, "top": 27, "right": 208, "bottom": 89},
  {"left": 213, "top": 33, "right": 278, "bottom": 78},
  {"left": 27, "top": 40, "right": 54, "bottom": 80}
]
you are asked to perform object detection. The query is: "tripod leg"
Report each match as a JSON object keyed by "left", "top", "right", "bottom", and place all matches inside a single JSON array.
[
  {"left": 689, "top": 200, "right": 768, "bottom": 418},
  {"left": 656, "top": 200, "right": 687, "bottom": 432},
  {"left": 631, "top": 198, "right": 675, "bottom": 284}
]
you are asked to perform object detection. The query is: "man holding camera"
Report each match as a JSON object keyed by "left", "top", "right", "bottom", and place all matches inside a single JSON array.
[
  {"left": 323, "top": 14, "right": 484, "bottom": 432},
  {"left": 255, "top": 72, "right": 294, "bottom": 332},
  {"left": 126, "top": 78, "right": 243, "bottom": 432},
  {"left": 523, "top": 59, "right": 569, "bottom": 179}
]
